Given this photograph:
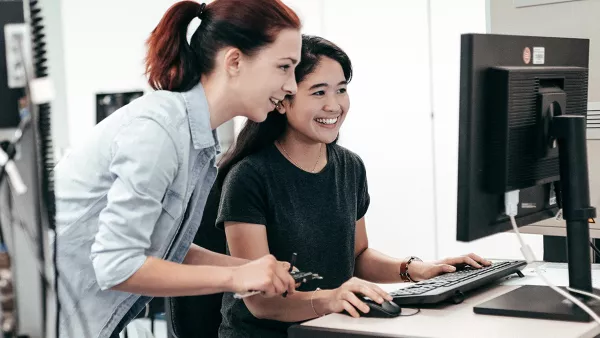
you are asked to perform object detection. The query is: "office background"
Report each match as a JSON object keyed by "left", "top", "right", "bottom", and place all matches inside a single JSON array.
[{"left": 40, "top": 0, "right": 599, "bottom": 267}]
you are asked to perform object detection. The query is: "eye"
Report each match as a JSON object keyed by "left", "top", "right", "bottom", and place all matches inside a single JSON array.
[
  {"left": 312, "top": 91, "right": 325, "bottom": 96},
  {"left": 279, "top": 64, "right": 291, "bottom": 72},
  {"left": 337, "top": 88, "right": 347, "bottom": 94}
]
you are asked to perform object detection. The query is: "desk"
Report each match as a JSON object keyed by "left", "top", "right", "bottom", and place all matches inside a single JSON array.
[{"left": 289, "top": 263, "right": 600, "bottom": 338}]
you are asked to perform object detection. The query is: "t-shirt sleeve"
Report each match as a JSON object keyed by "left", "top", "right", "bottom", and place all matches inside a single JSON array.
[
  {"left": 216, "top": 161, "right": 268, "bottom": 229},
  {"left": 356, "top": 156, "right": 371, "bottom": 220}
]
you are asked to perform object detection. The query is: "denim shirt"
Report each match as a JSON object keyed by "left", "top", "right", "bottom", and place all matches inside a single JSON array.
[{"left": 53, "top": 83, "right": 220, "bottom": 338}]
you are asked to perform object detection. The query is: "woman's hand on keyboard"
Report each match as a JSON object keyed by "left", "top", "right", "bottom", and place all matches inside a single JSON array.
[{"left": 408, "top": 253, "right": 492, "bottom": 281}]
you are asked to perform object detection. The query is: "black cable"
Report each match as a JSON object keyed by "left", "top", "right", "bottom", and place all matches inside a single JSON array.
[
  {"left": 25, "top": 1, "right": 59, "bottom": 337},
  {"left": 398, "top": 308, "right": 421, "bottom": 317},
  {"left": 557, "top": 184, "right": 598, "bottom": 262},
  {"left": 52, "top": 228, "right": 59, "bottom": 337},
  {"left": 0, "top": 142, "right": 8, "bottom": 247},
  {"left": 0, "top": 219, "right": 5, "bottom": 246},
  {"left": 591, "top": 241, "right": 600, "bottom": 262},
  {"left": 553, "top": 181, "right": 563, "bottom": 210}
]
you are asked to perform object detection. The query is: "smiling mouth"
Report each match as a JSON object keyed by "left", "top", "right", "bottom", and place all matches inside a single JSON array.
[
  {"left": 315, "top": 116, "right": 340, "bottom": 125},
  {"left": 270, "top": 97, "right": 283, "bottom": 108}
]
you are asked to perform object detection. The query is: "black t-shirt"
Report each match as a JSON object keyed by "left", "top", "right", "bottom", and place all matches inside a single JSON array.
[{"left": 216, "top": 143, "right": 370, "bottom": 338}]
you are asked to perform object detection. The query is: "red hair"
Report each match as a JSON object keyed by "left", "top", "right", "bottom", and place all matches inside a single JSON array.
[{"left": 145, "top": 0, "right": 301, "bottom": 92}]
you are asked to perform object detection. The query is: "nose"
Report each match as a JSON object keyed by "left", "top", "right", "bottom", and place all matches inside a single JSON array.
[
  {"left": 324, "top": 95, "right": 342, "bottom": 113},
  {"left": 283, "top": 75, "right": 297, "bottom": 95}
]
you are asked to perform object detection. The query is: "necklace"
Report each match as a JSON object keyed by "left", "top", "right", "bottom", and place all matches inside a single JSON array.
[{"left": 278, "top": 141, "right": 323, "bottom": 173}]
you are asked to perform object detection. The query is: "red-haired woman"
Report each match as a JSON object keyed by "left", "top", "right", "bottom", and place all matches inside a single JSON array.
[{"left": 53, "top": 1, "right": 302, "bottom": 337}]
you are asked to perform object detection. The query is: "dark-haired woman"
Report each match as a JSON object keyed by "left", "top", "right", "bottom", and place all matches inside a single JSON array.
[
  {"left": 53, "top": 1, "right": 302, "bottom": 337},
  {"left": 216, "top": 35, "right": 491, "bottom": 338}
]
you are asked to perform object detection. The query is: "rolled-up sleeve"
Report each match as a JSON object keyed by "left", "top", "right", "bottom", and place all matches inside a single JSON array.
[{"left": 91, "top": 117, "right": 179, "bottom": 290}]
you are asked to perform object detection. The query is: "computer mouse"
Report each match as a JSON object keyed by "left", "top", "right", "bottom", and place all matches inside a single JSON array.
[{"left": 358, "top": 297, "right": 402, "bottom": 318}]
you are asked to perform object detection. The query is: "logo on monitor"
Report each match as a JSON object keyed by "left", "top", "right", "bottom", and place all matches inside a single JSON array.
[{"left": 523, "top": 47, "right": 531, "bottom": 64}]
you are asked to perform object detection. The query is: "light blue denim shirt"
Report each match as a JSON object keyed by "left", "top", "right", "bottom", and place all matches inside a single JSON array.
[{"left": 54, "top": 83, "right": 220, "bottom": 338}]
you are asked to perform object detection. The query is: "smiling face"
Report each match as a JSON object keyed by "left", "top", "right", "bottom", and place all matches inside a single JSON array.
[
  {"left": 233, "top": 28, "right": 302, "bottom": 122},
  {"left": 280, "top": 56, "right": 349, "bottom": 144}
]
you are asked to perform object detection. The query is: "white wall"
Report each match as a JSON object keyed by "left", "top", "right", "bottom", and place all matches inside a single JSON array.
[
  {"left": 322, "top": 0, "right": 437, "bottom": 260},
  {"left": 283, "top": 0, "right": 324, "bottom": 38},
  {"left": 60, "top": 0, "right": 175, "bottom": 146}
]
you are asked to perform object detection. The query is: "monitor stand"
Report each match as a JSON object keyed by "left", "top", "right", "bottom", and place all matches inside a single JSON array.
[
  {"left": 475, "top": 112, "right": 598, "bottom": 322},
  {"left": 474, "top": 285, "right": 600, "bottom": 322}
]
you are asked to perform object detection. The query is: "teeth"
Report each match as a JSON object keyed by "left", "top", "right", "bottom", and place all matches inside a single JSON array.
[
  {"left": 315, "top": 117, "right": 338, "bottom": 125},
  {"left": 270, "top": 98, "right": 280, "bottom": 106}
]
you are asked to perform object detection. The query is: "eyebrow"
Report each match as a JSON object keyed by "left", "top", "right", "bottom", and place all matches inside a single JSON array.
[
  {"left": 281, "top": 57, "right": 299, "bottom": 64},
  {"left": 308, "top": 80, "right": 348, "bottom": 91}
]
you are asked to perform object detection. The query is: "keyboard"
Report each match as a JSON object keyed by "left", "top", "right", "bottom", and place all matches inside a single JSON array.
[{"left": 390, "top": 260, "right": 527, "bottom": 306}]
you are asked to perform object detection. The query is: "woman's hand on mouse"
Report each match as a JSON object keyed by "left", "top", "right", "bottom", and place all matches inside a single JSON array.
[
  {"left": 408, "top": 253, "right": 492, "bottom": 282},
  {"left": 319, "top": 277, "right": 393, "bottom": 318}
]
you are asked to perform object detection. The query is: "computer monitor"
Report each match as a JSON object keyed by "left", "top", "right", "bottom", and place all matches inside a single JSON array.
[{"left": 457, "top": 33, "right": 598, "bottom": 321}]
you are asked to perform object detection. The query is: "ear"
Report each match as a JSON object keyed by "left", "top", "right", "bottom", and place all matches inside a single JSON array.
[
  {"left": 276, "top": 103, "right": 286, "bottom": 115},
  {"left": 276, "top": 99, "right": 290, "bottom": 115},
  {"left": 223, "top": 47, "right": 243, "bottom": 76}
]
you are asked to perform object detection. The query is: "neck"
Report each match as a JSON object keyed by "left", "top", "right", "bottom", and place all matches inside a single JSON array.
[
  {"left": 201, "top": 75, "right": 240, "bottom": 130},
  {"left": 278, "top": 128, "right": 326, "bottom": 172}
]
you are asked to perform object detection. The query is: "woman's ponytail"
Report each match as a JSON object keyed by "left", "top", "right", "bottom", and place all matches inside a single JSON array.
[{"left": 145, "top": 1, "right": 205, "bottom": 91}]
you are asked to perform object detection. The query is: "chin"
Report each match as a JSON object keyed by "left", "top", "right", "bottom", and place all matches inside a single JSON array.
[
  {"left": 247, "top": 109, "right": 270, "bottom": 123},
  {"left": 324, "top": 137, "right": 338, "bottom": 144},
  {"left": 316, "top": 134, "right": 339, "bottom": 144},
  {"left": 249, "top": 115, "right": 268, "bottom": 123}
]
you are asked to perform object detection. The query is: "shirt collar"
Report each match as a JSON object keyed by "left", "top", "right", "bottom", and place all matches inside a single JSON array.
[{"left": 182, "top": 83, "right": 221, "bottom": 152}]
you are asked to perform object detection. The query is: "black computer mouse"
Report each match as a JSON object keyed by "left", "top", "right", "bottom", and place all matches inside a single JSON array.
[{"left": 358, "top": 297, "right": 402, "bottom": 318}]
